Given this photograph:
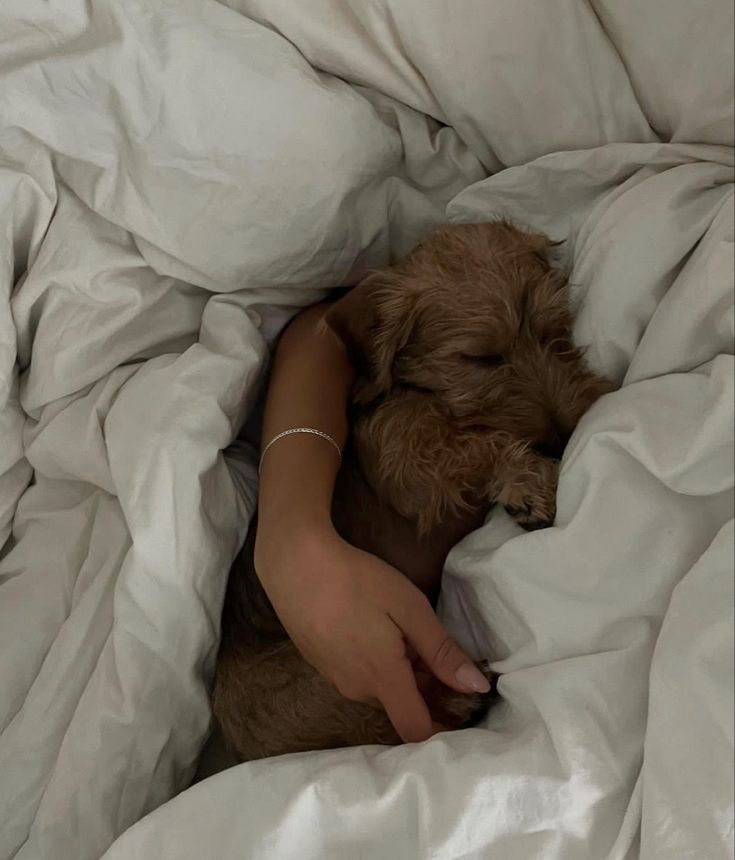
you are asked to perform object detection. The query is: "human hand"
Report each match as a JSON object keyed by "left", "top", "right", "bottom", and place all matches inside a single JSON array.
[{"left": 254, "top": 527, "right": 490, "bottom": 743}]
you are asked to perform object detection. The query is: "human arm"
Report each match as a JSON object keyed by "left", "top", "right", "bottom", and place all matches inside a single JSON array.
[{"left": 253, "top": 302, "right": 490, "bottom": 743}]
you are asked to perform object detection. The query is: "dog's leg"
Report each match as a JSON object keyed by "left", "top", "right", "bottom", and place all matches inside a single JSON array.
[
  {"left": 214, "top": 628, "right": 493, "bottom": 760},
  {"left": 213, "top": 638, "right": 402, "bottom": 760}
]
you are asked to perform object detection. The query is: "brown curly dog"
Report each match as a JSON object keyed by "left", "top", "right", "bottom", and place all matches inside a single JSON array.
[{"left": 213, "top": 221, "right": 613, "bottom": 760}]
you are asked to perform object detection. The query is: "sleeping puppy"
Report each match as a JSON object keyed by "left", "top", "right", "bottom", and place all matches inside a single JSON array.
[{"left": 213, "top": 221, "right": 612, "bottom": 761}]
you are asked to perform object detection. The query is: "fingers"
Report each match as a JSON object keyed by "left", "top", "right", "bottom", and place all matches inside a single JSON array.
[
  {"left": 377, "top": 659, "right": 435, "bottom": 744},
  {"left": 392, "top": 592, "right": 490, "bottom": 695}
]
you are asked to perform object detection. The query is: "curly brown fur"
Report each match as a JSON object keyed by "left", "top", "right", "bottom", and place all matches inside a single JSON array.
[
  {"left": 328, "top": 221, "right": 613, "bottom": 532},
  {"left": 214, "top": 221, "right": 612, "bottom": 761}
]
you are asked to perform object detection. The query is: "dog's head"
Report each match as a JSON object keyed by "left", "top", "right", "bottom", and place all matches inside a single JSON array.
[{"left": 326, "top": 221, "right": 611, "bottom": 458}]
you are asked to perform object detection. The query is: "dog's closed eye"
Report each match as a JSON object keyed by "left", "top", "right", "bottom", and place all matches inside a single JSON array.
[{"left": 460, "top": 352, "right": 504, "bottom": 368}]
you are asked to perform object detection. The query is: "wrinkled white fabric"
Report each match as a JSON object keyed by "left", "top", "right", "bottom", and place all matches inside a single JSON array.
[{"left": 0, "top": 2, "right": 732, "bottom": 859}]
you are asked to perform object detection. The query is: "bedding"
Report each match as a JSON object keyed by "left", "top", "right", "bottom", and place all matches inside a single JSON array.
[{"left": 0, "top": 1, "right": 732, "bottom": 858}]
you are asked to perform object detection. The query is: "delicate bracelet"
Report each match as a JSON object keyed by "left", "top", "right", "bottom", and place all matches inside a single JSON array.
[{"left": 258, "top": 427, "right": 342, "bottom": 473}]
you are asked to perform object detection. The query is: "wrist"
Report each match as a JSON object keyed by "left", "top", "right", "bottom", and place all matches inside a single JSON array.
[{"left": 254, "top": 514, "right": 339, "bottom": 582}]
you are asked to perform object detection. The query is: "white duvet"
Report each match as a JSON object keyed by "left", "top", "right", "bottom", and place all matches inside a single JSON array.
[{"left": 0, "top": 2, "right": 733, "bottom": 859}]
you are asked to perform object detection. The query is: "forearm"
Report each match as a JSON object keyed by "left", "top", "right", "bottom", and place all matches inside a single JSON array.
[{"left": 255, "top": 302, "right": 354, "bottom": 569}]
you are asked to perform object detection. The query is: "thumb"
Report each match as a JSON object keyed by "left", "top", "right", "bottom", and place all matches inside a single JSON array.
[{"left": 392, "top": 593, "right": 490, "bottom": 695}]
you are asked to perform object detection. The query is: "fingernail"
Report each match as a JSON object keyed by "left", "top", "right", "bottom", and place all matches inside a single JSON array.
[{"left": 455, "top": 662, "right": 491, "bottom": 693}]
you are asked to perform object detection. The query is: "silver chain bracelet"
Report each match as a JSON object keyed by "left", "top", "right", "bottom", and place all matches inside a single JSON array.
[{"left": 258, "top": 427, "right": 342, "bottom": 473}]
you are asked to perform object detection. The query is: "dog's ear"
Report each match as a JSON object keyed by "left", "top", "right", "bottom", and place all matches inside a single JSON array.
[{"left": 325, "top": 271, "right": 416, "bottom": 404}]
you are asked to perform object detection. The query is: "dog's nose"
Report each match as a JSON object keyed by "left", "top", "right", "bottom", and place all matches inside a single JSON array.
[{"left": 534, "top": 426, "right": 571, "bottom": 460}]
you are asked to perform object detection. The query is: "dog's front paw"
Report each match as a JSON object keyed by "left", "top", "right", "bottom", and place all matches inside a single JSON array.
[
  {"left": 422, "top": 662, "right": 497, "bottom": 731},
  {"left": 497, "top": 459, "right": 559, "bottom": 530}
]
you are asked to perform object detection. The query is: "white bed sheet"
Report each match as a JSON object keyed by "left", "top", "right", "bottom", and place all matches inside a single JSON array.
[{"left": 0, "top": 2, "right": 732, "bottom": 858}]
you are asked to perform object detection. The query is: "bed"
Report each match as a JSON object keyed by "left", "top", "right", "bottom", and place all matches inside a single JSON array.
[{"left": 1, "top": 2, "right": 733, "bottom": 858}]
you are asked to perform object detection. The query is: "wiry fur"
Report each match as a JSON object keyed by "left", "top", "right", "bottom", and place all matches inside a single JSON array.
[{"left": 213, "top": 221, "right": 613, "bottom": 760}]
